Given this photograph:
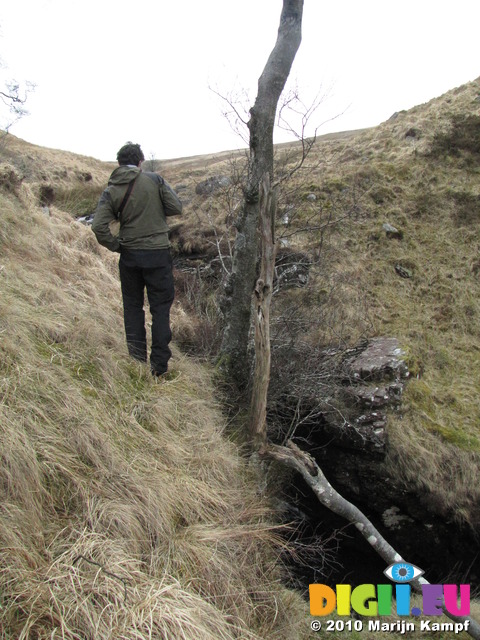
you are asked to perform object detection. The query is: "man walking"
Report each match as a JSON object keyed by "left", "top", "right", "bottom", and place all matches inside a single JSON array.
[{"left": 92, "top": 142, "right": 182, "bottom": 377}]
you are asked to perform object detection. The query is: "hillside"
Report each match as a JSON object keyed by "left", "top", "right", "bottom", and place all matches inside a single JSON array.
[
  {"left": 0, "top": 75, "right": 479, "bottom": 639},
  {"left": 147, "top": 77, "right": 480, "bottom": 591},
  {"left": 162, "top": 77, "right": 480, "bottom": 530},
  {"left": 0, "top": 168, "right": 309, "bottom": 637}
]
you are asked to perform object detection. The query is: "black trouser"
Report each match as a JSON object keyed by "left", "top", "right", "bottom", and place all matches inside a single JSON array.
[{"left": 119, "top": 248, "right": 174, "bottom": 375}]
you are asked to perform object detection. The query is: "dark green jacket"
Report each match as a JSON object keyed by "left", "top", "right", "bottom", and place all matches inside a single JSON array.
[{"left": 92, "top": 165, "right": 182, "bottom": 252}]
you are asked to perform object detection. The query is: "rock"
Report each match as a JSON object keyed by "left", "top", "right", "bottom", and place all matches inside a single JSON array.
[
  {"left": 382, "top": 506, "right": 414, "bottom": 531},
  {"left": 306, "top": 193, "right": 317, "bottom": 201},
  {"left": 345, "top": 337, "right": 409, "bottom": 383},
  {"left": 77, "top": 213, "right": 95, "bottom": 226},
  {"left": 382, "top": 222, "right": 403, "bottom": 239},
  {"left": 395, "top": 263, "right": 413, "bottom": 278},
  {"left": 347, "top": 382, "right": 404, "bottom": 410},
  {"left": 291, "top": 337, "right": 409, "bottom": 457},
  {"left": 323, "top": 416, "right": 387, "bottom": 455},
  {"left": 319, "top": 338, "right": 410, "bottom": 456},
  {"left": 195, "top": 175, "right": 231, "bottom": 196},
  {"left": 281, "top": 204, "right": 295, "bottom": 225},
  {"left": 284, "top": 335, "right": 478, "bottom": 587},
  {"left": 274, "top": 250, "right": 310, "bottom": 290}
]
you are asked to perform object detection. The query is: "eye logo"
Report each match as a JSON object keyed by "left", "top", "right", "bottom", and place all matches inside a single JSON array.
[
  {"left": 309, "top": 561, "right": 470, "bottom": 618},
  {"left": 384, "top": 562, "right": 424, "bottom": 583}
]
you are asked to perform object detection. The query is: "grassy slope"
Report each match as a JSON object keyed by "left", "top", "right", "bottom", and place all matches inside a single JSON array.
[
  {"left": 296, "top": 78, "right": 480, "bottom": 525},
  {"left": 167, "top": 78, "right": 480, "bottom": 527},
  {"left": 1, "top": 76, "right": 479, "bottom": 639},
  {"left": 0, "top": 176, "right": 308, "bottom": 638}
]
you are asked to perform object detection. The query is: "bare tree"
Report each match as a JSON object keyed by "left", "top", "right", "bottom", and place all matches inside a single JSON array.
[
  {"left": 216, "top": 4, "right": 480, "bottom": 637},
  {"left": 142, "top": 152, "right": 161, "bottom": 173},
  {"left": 0, "top": 77, "right": 35, "bottom": 145},
  {"left": 219, "top": 0, "right": 304, "bottom": 393}
]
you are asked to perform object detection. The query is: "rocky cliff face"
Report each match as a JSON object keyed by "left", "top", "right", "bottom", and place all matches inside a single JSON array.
[
  {"left": 324, "top": 337, "right": 409, "bottom": 456},
  {"left": 284, "top": 337, "right": 480, "bottom": 587}
]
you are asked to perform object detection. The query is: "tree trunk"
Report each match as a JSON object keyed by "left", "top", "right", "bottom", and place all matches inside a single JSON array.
[
  {"left": 250, "top": 174, "right": 277, "bottom": 450},
  {"left": 219, "top": 0, "right": 304, "bottom": 394}
]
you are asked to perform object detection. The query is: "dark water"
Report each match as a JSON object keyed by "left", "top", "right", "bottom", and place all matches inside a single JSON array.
[{"left": 284, "top": 469, "right": 480, "bottom": 593}]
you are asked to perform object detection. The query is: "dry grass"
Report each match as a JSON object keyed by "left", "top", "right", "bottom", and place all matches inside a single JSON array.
[
  {"left": 0, "top": 132, "right": 114, "bottom": 185},
  {"left": 0, "top": 180, "right": 309, "bottom": 638}
]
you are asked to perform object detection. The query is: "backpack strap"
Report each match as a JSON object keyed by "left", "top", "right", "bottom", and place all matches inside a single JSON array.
[{"left": 116, "top": 175, "right": 139, "bottom": 217}]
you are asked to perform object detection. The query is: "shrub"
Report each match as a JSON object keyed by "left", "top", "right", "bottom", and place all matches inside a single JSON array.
[{"left": 430, "top": 114, "right": 480, "bottom": 157}]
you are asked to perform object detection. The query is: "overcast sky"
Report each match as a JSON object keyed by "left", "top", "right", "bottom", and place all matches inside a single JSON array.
[{"left": 1, "top": 0, "right": 479, "bottom": 162}]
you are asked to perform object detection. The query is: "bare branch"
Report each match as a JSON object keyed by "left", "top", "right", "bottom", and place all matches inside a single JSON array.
[
  {"left": 0, "top": 78, "right": 36, "bottom": 139},
  {"left": 209, "top": 85, "right": 250, "bottom": 146},
  {"left": 265, "top": 441, "right": 480, "bottom": 640},
  {"left": 72, "top": 555, "right": 130, "bottom": 604}
]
